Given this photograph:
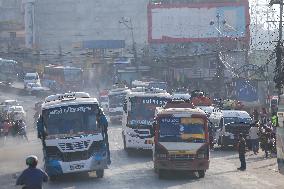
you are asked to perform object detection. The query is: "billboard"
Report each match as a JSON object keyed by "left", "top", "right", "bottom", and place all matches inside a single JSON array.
[
  {"left": 235, "top": 79, "right": 258, "bottom": 102},
  {"left": 148, "top": 1, "right": 250, "bottom": 43}
]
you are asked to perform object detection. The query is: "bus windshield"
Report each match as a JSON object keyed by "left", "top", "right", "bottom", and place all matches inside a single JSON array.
[
  {"left": 128, "top": 96, "right": 169, "bottom": 126},
  {"left": 224, "top": 117, "right": 252, "bottom": 125},
  {"left": 43, "top": 104, "right": 100, "bottom": 136},
  {"left": 109, "top": 93, "right": 126, "bottom": 108},
  {"left": 159, "top": 117, "right": 206, "bottom": 143}
]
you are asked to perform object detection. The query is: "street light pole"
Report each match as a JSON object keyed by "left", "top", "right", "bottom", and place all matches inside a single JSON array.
[{"left": 211, "top": 13, "right": 225, "bottom": 98}]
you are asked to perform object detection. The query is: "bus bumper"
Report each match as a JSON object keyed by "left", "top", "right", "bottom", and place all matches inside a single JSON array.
[
  {"left": 155, "top": 159, "right": 209, "bottom": 171},
  {"left": 45, "top": 153, "right": 108, "bottom": 176},
  {"left": 125, "top": 136, "right": 153, "bottom": 150}
]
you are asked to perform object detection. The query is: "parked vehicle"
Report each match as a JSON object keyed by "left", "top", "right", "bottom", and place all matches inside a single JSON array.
[
  {"left": 37, "top": 92, "right": 110, "bottom": 178},
  {"left": 122, "top": 88, "right": 171, "bottom": 151},
  {"left": 153, "top": 100, "right": 209, "bottom": 179}
]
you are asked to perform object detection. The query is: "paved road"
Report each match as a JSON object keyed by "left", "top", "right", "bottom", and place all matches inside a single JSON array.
[{"left": 0, "top": 91, "right": 283, "bottom": 189}]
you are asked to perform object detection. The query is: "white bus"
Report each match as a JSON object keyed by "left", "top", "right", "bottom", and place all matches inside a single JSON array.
[
  {"left": 38, "top": 92, "right": 110, "bottom": 178},
  {"left": 122, "top": 88, "right": 172, "bottom": 150}
]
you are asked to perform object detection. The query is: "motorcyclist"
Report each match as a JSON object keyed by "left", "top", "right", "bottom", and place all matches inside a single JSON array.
[
  {"left": 2, "top": 119, "right": 12, "bottom": 143},
  {"left": 16, "top": 155, "right": 48, "bottom": 189},
  {"left": 18, "top": 120, "right": 29, "bottom": 141}
]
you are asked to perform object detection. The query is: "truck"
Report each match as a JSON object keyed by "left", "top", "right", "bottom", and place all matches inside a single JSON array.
[
  {"left": 0, "top": 58, "right": 19, "bottom": 86},
  {"left": 153, "top": 100, "right": 210, "bottom": 179},
  {"left": 211, "top": 110, "right": 252, "bottom": 148},
  {"left": 24, "top": 72, "right": 40, "bottom": 89},
  {"left": 277, "top": 94, "right": 284, "bottom": 174},
  {"left": 108, "top": 86, "right": 130, "bottom": 124},
  {"left": 37, "top": 92, "right": 110, "bottom": 179},
  {"left": 99, "top": 90, "right": 109, "bottom": 114},
  {"left": 122, "top": 88, "right": 172, "bottom": 151}
]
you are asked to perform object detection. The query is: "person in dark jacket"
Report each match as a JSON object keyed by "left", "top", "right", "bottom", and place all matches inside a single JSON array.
[
  {"left": 16, "top": 155, "right": 48, "bottom": 189},
  {"left": 237, "top": 133, "right": 246, "bottom": 171},
  {"left": 98, "top": 111, "right": 111, "bottom": 165}
]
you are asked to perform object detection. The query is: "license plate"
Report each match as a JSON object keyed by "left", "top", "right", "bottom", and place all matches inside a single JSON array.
[{"left": 70, "top": 164, "right": 85, "bottom": 170}]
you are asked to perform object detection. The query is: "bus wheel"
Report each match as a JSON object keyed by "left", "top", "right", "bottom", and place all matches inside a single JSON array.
[
  {"left": 96, "top": 170, "right": 104, "bottom": 178},
  {"left": 198, "top": 170, "right": 205, "bottom": 178}
]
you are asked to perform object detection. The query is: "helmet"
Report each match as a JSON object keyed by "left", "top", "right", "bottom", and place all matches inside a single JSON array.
[{"left": 26, "top": 155, "right": 38, "bottom": 167}]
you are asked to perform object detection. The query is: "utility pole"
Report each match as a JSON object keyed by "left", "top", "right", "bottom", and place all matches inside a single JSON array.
[
  {"left": 271, "top": 0, "right": 284, "bottom": 95},
  {"left": 210, "top": 13, "right": 225, "bottom": 98},
  {"left": 119, "top": 17, "right": 139, "bottom": 79}
]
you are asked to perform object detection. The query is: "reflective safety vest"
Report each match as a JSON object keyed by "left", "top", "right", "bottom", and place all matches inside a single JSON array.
[{"left": 271, "top": 115, "right": 277, "bottom": 127}]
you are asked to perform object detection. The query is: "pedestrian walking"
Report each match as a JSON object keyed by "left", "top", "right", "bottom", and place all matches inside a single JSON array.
[
  {"left": 260, "top": 107, "right": 267, "bottom": 124},
  {"left": 237, "top": 133, "right": 246, "bottom": 171},
  {"left": 253, "top": 109, "right": 259, "bottom": 122},
  {"left": 249, "top": 123, "right": 259, "bottom": 154}
]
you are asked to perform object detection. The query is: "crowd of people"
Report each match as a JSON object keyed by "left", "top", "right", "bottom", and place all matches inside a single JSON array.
[{"left": 237, "top": 107, "right": 278, "bottom": 171}]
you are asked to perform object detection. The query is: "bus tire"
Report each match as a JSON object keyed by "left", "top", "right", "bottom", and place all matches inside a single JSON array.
[
  {"left": 96, "top": 170, "right": 104, "bottom": 178},
  {"left": 198, "top": 170, "right": 205, "bottom": 178}
]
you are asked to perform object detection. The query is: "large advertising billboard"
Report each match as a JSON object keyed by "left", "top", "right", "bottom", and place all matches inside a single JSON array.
[{"left": 148, "top": 1, "right": 250, "bottom": 43}]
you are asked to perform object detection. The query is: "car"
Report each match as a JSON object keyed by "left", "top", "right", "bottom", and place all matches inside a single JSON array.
[
  {"left": 26, "top": 83, "right": 50, "bottom": 95},
  {"left": 7, "top": 105, "right": 26, "bottom": 121},
  {"left": 0, "top": 100, "right": 18, "bottom": 113}
]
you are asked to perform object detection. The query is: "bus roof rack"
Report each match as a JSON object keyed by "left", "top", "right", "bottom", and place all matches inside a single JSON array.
[{"left": 45, "top": 92, "right": 90, "bottom": 103}]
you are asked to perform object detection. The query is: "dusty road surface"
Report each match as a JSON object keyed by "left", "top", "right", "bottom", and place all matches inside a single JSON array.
[{"left": 0, "top": 91, "right": 283, "bottom": 189}]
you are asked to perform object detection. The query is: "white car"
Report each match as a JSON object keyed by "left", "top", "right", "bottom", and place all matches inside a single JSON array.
[
  {"left": 26, "top": 83, "right": 49, "bottom": 94},
  {"left": 0, "top": 99, "right": 18, "bottom": 113},
  {"left": 7, "top": 105, "right": 26, "bottom": 120}
]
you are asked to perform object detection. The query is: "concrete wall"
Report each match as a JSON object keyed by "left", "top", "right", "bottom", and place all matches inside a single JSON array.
[{"left": 34, "top": 0, "right": 149, "bottom": 53}]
